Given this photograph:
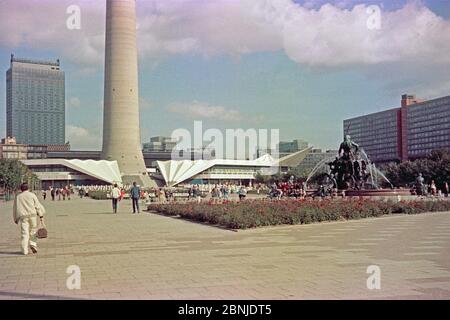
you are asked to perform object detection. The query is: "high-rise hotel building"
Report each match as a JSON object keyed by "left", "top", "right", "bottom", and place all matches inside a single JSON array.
[
  {"left": 6, "top": 54, "right": 65, "bottom": 145},
  {"left": 344, "top": 94, "right": 450, "bottom": 162}
]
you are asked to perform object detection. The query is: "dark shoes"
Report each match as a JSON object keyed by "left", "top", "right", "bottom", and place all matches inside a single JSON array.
[{"left": 30, "top": 246, "right": 37, "bottom": 254}]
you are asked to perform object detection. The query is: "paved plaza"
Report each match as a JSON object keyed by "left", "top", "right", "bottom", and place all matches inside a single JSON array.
[{"left": 1, "top": 196, "right": 450, "bottom": 300}]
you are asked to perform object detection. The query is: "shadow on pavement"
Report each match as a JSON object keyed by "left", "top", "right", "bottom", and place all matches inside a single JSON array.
[
  {"left": 79, "top": 212, "right": 116, "bottom": 215},
  {"left": 0, "top": 290, "right": 90, "bottom": 300},
  {"left": 0, "top": 251, "right": 23, "bottom": 256}
]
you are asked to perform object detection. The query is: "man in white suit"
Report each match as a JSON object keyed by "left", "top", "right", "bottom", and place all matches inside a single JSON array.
[{"left": 13, "top": 183, "right": 45, "bottom": 255}]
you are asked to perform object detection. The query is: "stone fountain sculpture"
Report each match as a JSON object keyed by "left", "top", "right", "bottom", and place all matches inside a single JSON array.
[
  {"left": 324, "top": 135, "right": 393, "bottom": 191},
  {"left": 306, "top": 135, "right": 410, "bottom": 198}
]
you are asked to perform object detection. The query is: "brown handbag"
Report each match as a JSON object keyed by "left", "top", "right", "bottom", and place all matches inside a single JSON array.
[{"left": 37, "top": 217, "right": 48, "bottom": 239}]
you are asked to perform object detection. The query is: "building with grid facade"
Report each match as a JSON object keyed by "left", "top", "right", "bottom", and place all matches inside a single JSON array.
[
  {"left": 343, "top": 94, "right": 450, "bottom": 163},
  {"left": 407, "top": 96, "right": 450, "bottom": 159},
  {"left": 6, "top": 54, "right": 65, "bottom": 145},
  {"left": 343, "top": 108, "right": 401, "bottom": 162}
]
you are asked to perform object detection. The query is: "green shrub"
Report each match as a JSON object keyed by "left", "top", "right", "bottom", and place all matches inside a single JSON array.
[
  {"left": 89, "top": 191, "right": 109, "bottom": 200},
  {"left": 147, "top": 198, "right": 450, "bottom": 230}
]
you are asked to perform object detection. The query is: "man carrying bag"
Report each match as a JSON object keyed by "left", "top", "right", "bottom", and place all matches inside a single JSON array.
[{"left": 13, "top": 183, "right": 46, "bottom": 255}]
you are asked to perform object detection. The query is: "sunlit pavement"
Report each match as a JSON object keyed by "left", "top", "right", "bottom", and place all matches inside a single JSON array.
[{"left": 1, "top": 196, "right": 450, "bottom": 300}]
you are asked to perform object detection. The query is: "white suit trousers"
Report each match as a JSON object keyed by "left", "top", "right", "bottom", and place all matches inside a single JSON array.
[{"left": 20, "top": 216, "right": 38, "bottom": 255}]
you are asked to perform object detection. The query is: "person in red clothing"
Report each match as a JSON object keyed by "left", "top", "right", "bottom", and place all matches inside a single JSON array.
[{"left": 430, "top": 180, "right": 437, "bottom": 196}]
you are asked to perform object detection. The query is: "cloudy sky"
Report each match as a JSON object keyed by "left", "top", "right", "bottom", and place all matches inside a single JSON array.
[{"left": 0, "top": 0, "right": 449, "bottom": 150}]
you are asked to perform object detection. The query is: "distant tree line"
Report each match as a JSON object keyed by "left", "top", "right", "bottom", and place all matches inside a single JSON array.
[
  {"left": 0, "top": 159, "right": 40, "bottom": 200},
  {"left": 380, "top": 149, "right": 450, "bottom": 190}
]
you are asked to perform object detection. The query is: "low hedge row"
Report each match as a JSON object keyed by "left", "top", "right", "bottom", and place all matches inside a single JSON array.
[
  {"left": 147, "top": 198, "right": 450, "bottom": 230},
  {"left": 89, "top": 191, "right": 109, "bottom": 200}
]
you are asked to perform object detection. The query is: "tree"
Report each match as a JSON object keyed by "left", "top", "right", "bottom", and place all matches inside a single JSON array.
[
  {"left": 382, "top": 149, "right": 450, "bottom": 190},
  {"left": 254, "top": 172, "right": 272, "bottom": 184},
  {"left": 0, "top": 159, "right": 39, "bottom": 200}
]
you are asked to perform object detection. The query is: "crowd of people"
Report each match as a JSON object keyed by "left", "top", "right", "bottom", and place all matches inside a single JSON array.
[
  {"left": 38, "top": 175, "right": 450, "bottom": 208},
  {"left": 141, "top": 183, "right": 252, "bottom": 204},
  {"left": 268, "top": 181, "right": 309, "bottom": 200},
  {"left": 42, "top": 186, "right": 73, "bottom": 201},
  {"left": 204, "top": 184, "right": 249, "bottom": 202},
  {"left": 35, "top": 177, "right": 450, "bottom": 216},
  {"left": 412, "top": 174, "right": 449, "bottom": 197},
  {"left": 38, "top": 181, "right": 311, "bottom": 204},
  {"left": 41, "top": 185, "right": 116, "bottom": 201}
]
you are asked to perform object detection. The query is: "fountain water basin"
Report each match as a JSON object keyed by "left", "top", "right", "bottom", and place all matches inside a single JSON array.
[{"left": 305, "top": 135, "right": 413, "bottom": 199}]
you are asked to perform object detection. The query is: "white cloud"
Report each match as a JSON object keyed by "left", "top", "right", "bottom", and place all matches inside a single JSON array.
[
  {"left": 2, "top": 1, "right": 449, "bottom": 68},
  {"left": 68, "top": 96, "right": 81, "bottom": 108},
  {"left": 0, "top": 0, "right": 105, "bottom": 67},
  {"left": 136, "top": 0, "right": 450, "bottom": 67},
  {"left": 254, "top": 1, "right": 450, "bottom": 66},
  {"left": 66, "top": 125, "right": 101, "bottom": 150},
  {"left": 67, "top": 125, "right": 89, "bottom": 138},
  {"left": 167, "top": 101, "right": 243, "bottom": 122}
]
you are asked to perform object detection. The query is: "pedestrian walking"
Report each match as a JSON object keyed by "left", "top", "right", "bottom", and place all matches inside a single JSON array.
[
  {"left": 50, "top": 188, "right": 55, "bottom": 201},
  {"left": 143, "top": 191, "right": 150, "bottom": 204},
  {"left": 194, "top": 185, "right": 202, "bottom": 203},
  {"left": 223, "top": 184, "right": 230, "bottom": 200},
  {"left": 130, "top": 182, "right": 141, "bottom": 214},
  {"left": 188, "top": 186, "right": 193, "bottom": 201},
  {"left": 12, "top": 183, "right": 45, "bottom": 255},
  {"left": 238, "top": 186, "right": 247, "bottom": 201},
  {"left": 42, "top": 190, "right": 47, "bottom": 201},
  {"left": 111, "top": 183, "right": 121, "bottom": 213},
  {"left": 211, "top": 186, "right": 220, "bottom": 203}
]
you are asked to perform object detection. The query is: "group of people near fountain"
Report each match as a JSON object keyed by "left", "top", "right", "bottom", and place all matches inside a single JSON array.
[
  {"left": 269, "top": 180, "right": 308, "bottom": 200},
  {"left": 413, "top": 174, "right": 449, "bottom": 197}
]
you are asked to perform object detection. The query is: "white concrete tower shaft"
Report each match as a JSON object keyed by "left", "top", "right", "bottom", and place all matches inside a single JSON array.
[{"left": 102, "top": 0, "right": 154, "bottom": 187}]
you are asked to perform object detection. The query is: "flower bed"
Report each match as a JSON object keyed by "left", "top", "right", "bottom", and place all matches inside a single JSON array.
[{"left": 147, "top": 198, "right": 450, "bottom": 230}]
